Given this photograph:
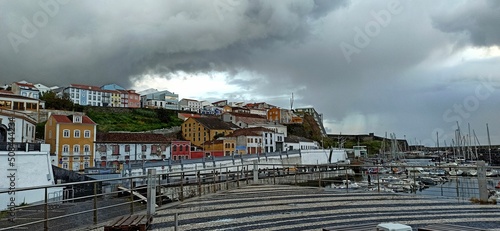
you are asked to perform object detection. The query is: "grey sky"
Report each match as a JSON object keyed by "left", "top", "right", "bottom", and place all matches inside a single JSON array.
[{"left": 1, "top": 0, "right": 499, "bottom": 146}]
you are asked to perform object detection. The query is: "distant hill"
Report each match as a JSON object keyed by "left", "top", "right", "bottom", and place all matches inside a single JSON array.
[{"left": 84, "top": 107, "right": 183, "bottom": 132}]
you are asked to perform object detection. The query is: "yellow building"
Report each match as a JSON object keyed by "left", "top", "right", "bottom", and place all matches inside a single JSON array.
[
  {"left": 181, "top": 117, "right": 236, "bottom": 146},
  {"left": 202, "top": 139, "right": 236, "bottom": 156},
  {"left": 110, "top": 91, "right": 121, "bottom": 107},
  {"left": 45, "top": 114, "right": 97, "bottom": 171}
]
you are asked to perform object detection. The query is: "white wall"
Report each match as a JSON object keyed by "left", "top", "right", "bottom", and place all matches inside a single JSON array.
[
  {"left": 300, "top": 149, "right": 347, "bottom": 165},
  {"left": 0, "top": 144, "right": 61, "bottom": 211}
]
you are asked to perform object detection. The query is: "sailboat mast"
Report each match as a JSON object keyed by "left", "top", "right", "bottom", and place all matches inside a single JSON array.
[
  {"left": 456, "top": 121, "right": 462, "bottom": 159},
  {"left": 487, "top": 123, "right": 492, "bottom": 165},
  {"left": 436, "top": 131, "right": 440, "bottom": 164},
  {"left": 452, "top": 139, "right": 456, "bottom": 161},
  {"left": 444, "top": 140, "right": 448, "bottom": 162}
]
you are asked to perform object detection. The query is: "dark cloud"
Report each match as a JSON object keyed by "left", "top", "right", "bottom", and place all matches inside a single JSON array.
[
  {"left": 432, "top": 0, "right": 500, "bottom": 46},
  {"left": 1, "top": 0, "right": 500, "bottom": 146}
]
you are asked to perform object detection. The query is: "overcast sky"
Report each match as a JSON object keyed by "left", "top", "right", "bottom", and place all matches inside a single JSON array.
[{"left": 2, "top": 0, "right": 500, "bottom": 147}]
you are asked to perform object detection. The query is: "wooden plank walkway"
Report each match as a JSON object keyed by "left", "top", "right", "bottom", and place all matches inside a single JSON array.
[{"left": 104, "top": 214, "right": 153, "bottom": 231}]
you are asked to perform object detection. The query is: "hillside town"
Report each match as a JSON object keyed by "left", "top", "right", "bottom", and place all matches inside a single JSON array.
[{"left": 0, "top": 80, "right": 328, "bottom": 173}]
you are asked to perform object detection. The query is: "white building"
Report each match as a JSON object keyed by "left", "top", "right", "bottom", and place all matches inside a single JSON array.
[
  {"left": 249, "top": 123, "right": 288, "bottom": 137},
  {"left": 63, "top": 84, "right": 104, "bottom": 106},
  {"left": 179, "top": 98, "right": 202, "bottom": 112},
  {"left": 11, "top": 81, "right": 40, "bottom": 99},
  {"left": 284, "top": 135, "right": 320, "bottom": 151},
  {"left": 140, "top": 89, "right": 179, "bottom": 110},
  {"left": 0, "top": 111, "right": 60, "bottom": 211},
  {"left": 34, "top": 83, "right": 59, "bottom": 94},
  {"left": 0, "top": 110, "right": 36, "bottom": 143},
  {"left": 225, "top": 127, "right": 285, "bottom": 154},
  {"left": 94, "top": 132, "right": 172, "bottom": 169}
]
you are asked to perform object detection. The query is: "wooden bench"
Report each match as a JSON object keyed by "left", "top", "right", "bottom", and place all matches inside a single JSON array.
[
  {"left": 104, "top": 214, "right": 153, "bottom": 231},
  {"left": 418, "top": 223, "right": 486, "bottom": 231},
  {"left": 323, "top": 223, "right": 379, "bottom": 231}
]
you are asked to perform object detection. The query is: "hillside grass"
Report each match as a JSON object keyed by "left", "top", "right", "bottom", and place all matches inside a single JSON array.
[{"left": 84, "top": 107, "right": 183, "bottom": 132}]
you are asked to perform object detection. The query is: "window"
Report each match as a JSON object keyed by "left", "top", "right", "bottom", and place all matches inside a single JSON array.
[
  {"left": 73, "top": 145, "right": 80, "bottom": 154},
  {"left": 63, "top": 145, "right": 69, "bottom": 154},
  {"left": 84, "top": 162, "right": 90, "bottom": 168},
  {"left": 141, "top": 145, "right": 147, "bottom": 152},
  {"left": 63, "top": 129, "right": 70, "bottom": 138},
  {"left": 84, "top": 130, "right": 91, "bottom": 138},
  {"left": 173, "top": 145, "right": 177, "bottom": 152},
  {"left": 125, "top": 145, "right": 130, "bottom": 152},
  {"left": 84, "top": 145, "right": 90, "bottom": 154},
  {"left": 62, "top": 162, "right": 68, "bottom": 169},
  {"left": 74, "top": 130, "right": 80, "bottom": 138},
  {"left": 112, "top": 145, "right": 119, "bottom": 155},
  {"left": 49, "top": 130, "right": 52, "bottom": 139},
  {"left": 151, "top": 145, "right": 157, "bottom": 154}
]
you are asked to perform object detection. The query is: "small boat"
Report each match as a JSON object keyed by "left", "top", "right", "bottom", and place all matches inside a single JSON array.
[
  {"left": 486, "top": 169, "right": 498, "bottom": 177},
  {"left": 448, "top": 169, "right": 464, "bottom": 176},
  {"left": 467, "top": 170, "right": 478, "bottom": 176},
  {"left": 333, "top": 180, "right": 361, "bottom": 189},
  {"left": 416, "top": 176, "right": 436, "bottom": 186}
]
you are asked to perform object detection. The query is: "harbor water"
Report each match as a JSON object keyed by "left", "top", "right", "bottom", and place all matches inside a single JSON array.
[{"left": 329, "top": 172, "right": 500, "bottom": 201}]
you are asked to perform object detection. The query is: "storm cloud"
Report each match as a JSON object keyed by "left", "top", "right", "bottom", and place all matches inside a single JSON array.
[{"left": 1, "top": 0, "right": 499, "bottom": 146}]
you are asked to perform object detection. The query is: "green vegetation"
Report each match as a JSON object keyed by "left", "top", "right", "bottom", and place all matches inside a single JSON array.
[
  {"left": 36, "top": 122, "right": 45, "bottom": 139},
  {"left": 84, "top": 107, "right": 183, "bottom": 132},
  {"left": 39, "top": 91, "right": 84, "bottom": 111}
]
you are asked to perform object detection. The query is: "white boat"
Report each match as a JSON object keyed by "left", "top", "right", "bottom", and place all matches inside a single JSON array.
[
  {"left": 448, "top": 169, "right": 464, "bottom": 176},
  {"left": 467, "top": 170, "right": 478, "bottom": 176},
  {"left": 333, "top": 180, "right": 360, "bottom": 189},
  {"left": 486, "top": 169, "right": 498, "bottom": 177}
]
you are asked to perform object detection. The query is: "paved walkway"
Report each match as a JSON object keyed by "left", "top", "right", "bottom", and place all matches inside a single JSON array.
[{"left": 149, "top": 184, "right": 500, "bottom": 231}]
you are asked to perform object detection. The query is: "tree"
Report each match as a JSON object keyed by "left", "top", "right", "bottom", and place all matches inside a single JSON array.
[{"left": 40, "top": 91, "right": 74, "bottom": 110}]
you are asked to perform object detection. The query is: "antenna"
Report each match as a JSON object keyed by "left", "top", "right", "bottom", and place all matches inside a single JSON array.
[{"left": 289, "top": 92, "right": 294, "bottom": 111}]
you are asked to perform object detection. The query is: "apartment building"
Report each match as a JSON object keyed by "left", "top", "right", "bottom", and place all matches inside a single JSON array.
[{"left": 45, "top": 114, "right": 97, "bottom": 171}]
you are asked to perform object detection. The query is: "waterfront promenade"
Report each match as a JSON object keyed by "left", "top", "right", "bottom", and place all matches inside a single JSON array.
[{"left": 83, "top": 184, "right": 500, "bottom": 231}]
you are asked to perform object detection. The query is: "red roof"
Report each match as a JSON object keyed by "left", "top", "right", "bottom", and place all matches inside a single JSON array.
[
  {"left": 51, "top": 114, "right": 96, "bottom": 124},
  {"left": 101, "top": 89, "right": 121, "bottom": 93},
  {"left": 179, "top": 113, "right": 202, "bottom": 118},
  {"left": 0, "top": 90, "right": 14, "bottom": 94},
  {"left": 69, "top": 84, "right": 102, "bottom": 91},
  {"left": 14, "top": 82, "right": 36, "bottom": 88},
  {"left": 226, "top": 127, "right": 274, "bottom": 137},
  {"left": 96, "top": 132, "right": 174, "bottom": 143}
]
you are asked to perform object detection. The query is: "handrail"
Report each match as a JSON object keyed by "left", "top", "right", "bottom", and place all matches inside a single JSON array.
[{"left": 0, "top": 162, "right": 495, "bottom": 230}]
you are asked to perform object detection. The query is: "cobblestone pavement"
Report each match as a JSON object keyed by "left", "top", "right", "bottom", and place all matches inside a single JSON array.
[{"left": 81, "top": 184, "right": 500, "bottom": 231}]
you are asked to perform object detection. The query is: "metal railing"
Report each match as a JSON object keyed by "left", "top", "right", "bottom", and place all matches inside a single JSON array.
[{"left": 0, "top": 161, "right": 497, "bottom": 230}]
